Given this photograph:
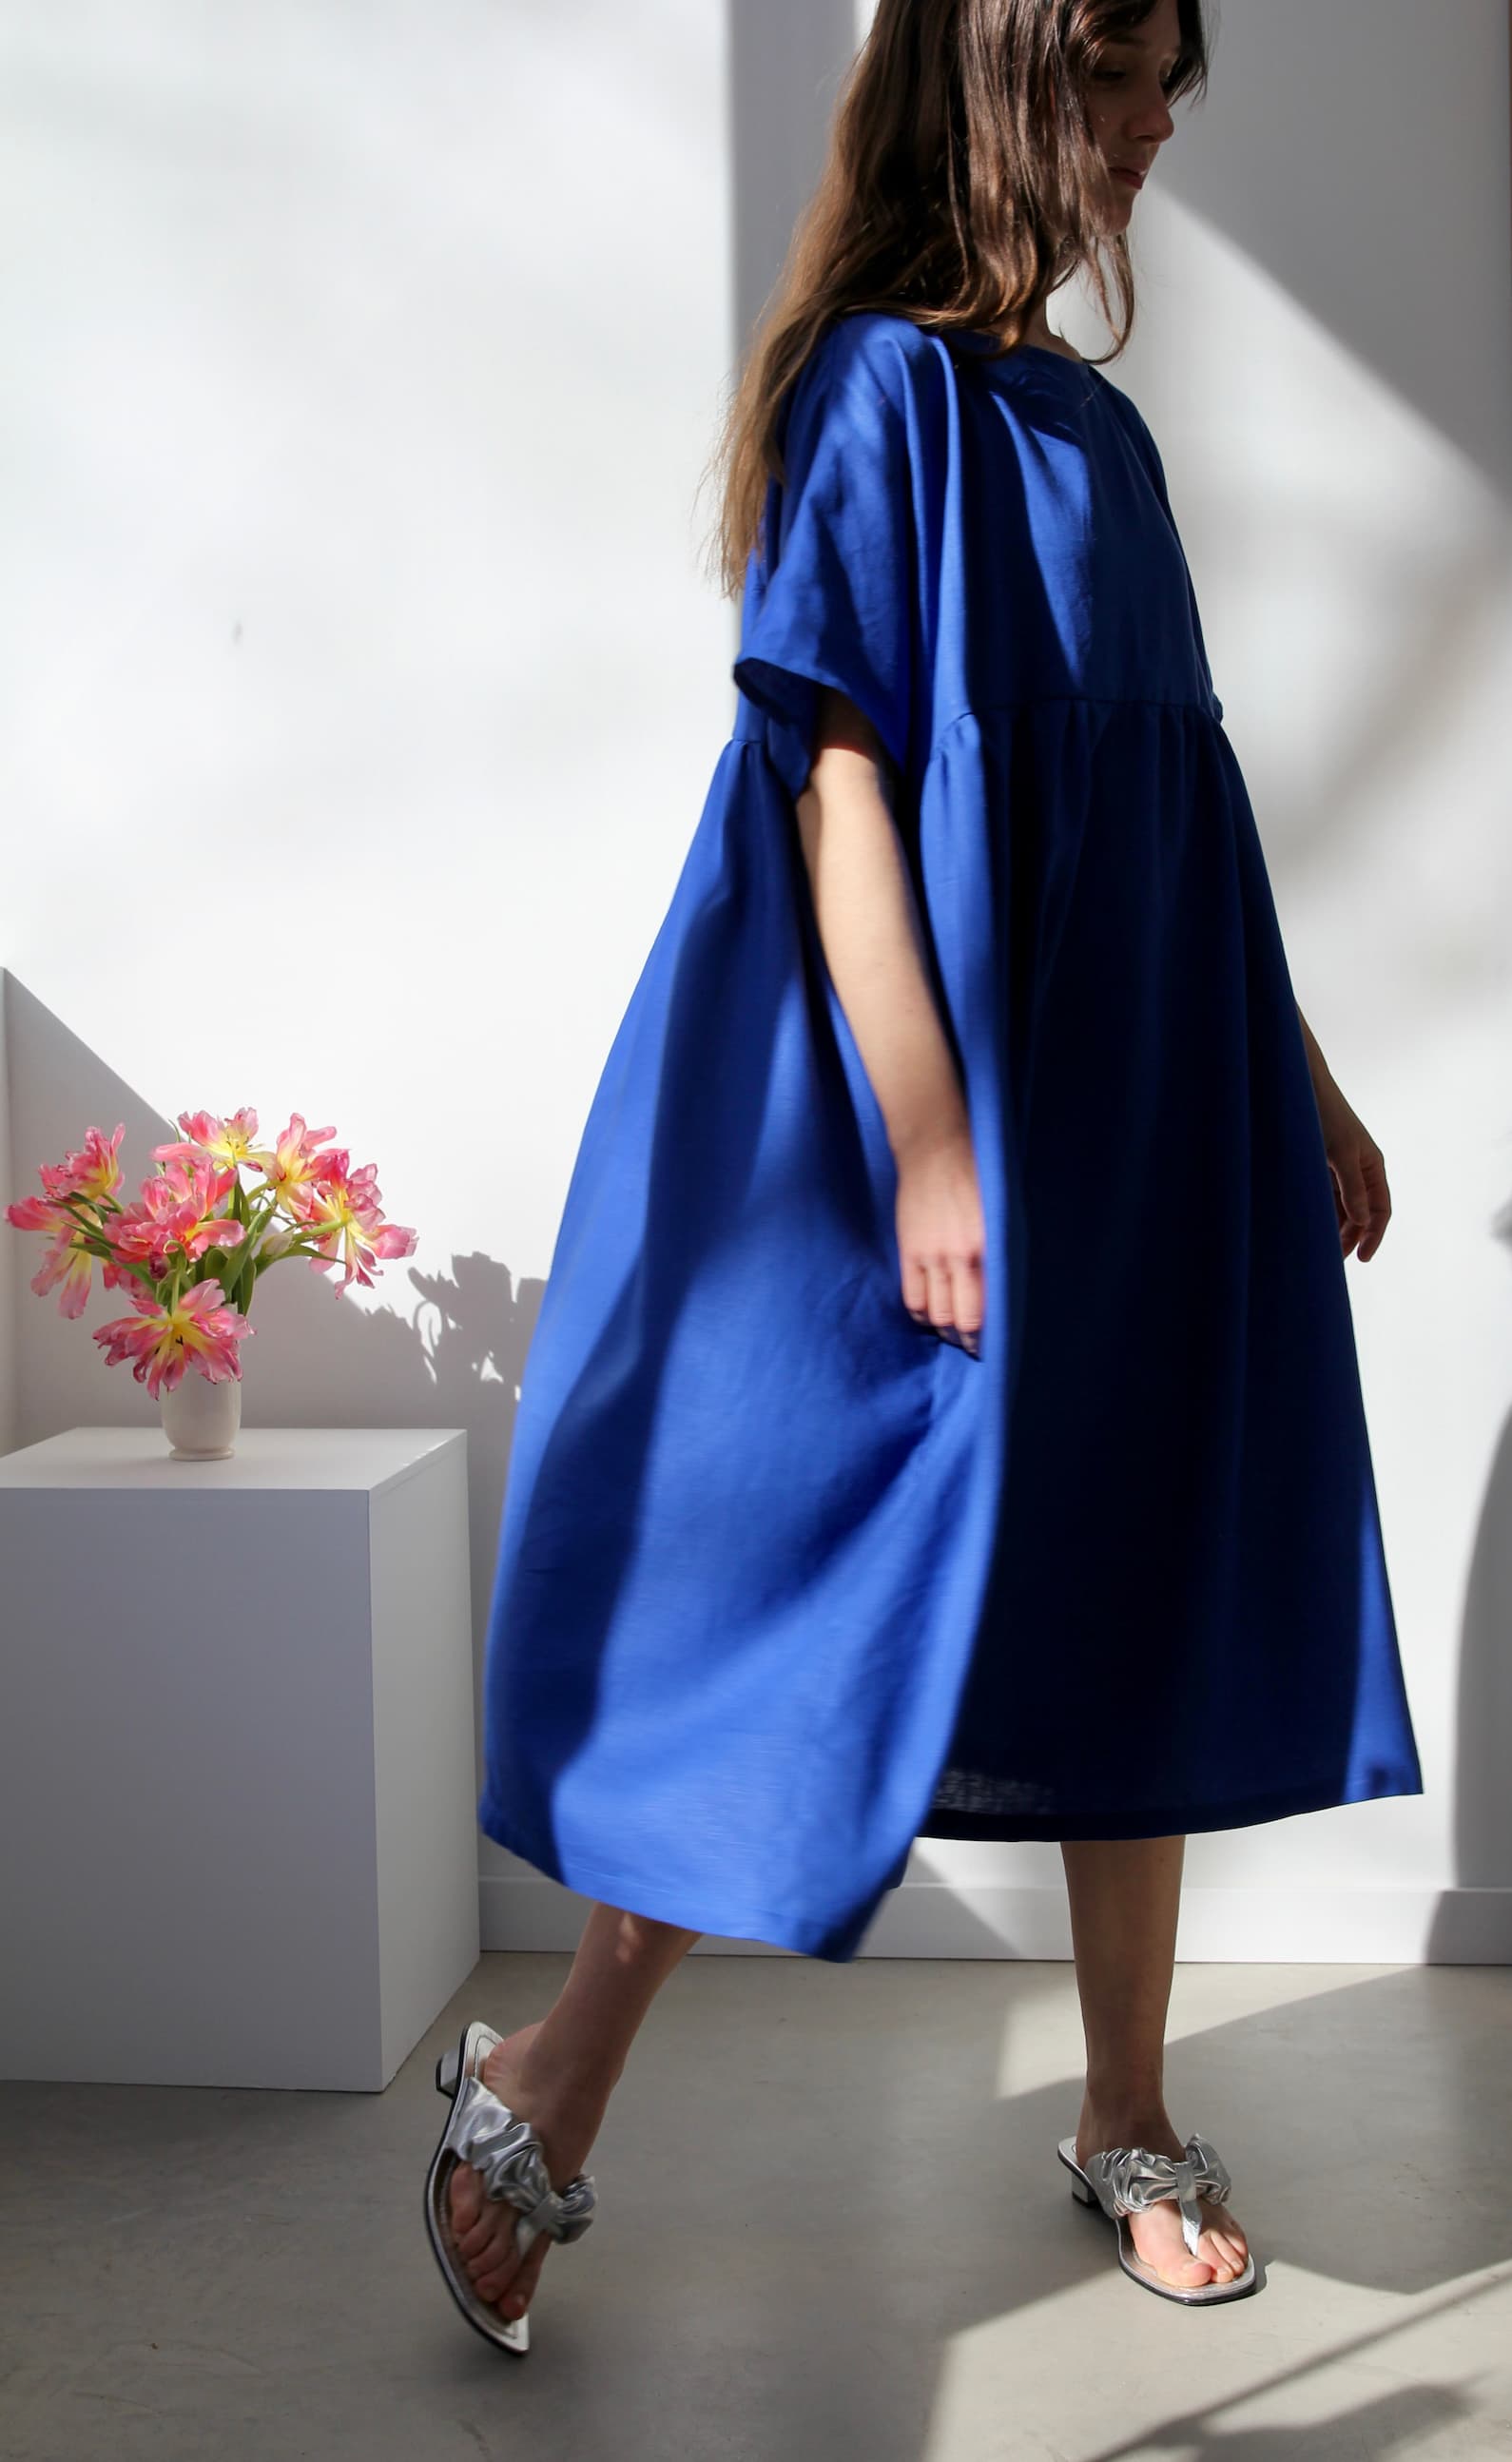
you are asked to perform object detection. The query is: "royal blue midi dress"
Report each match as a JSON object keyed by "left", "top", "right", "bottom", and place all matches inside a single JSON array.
[{"left": 477, "top": 309, "right": 1424, "bottom": 1960}]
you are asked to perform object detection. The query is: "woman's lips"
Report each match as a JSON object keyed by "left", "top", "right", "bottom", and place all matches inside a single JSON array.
[{"left": 1113, "top": 166, "right": 1144, "bottom": 188}]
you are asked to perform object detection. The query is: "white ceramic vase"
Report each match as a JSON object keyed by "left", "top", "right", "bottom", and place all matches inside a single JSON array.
[{"left": 160, "top": 1368, "right": 242, "bottom": 1461}]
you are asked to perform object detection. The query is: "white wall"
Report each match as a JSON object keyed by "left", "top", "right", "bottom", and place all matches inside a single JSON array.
[
  {"left": 0, "top": 0, "right": 735, "bottom": 1918},
  {"left": 2, "top": 0, "right": 1507, "bottom": 1961}
]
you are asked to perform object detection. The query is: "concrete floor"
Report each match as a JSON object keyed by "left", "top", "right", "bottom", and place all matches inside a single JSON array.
[{"left": 3, "top": 1954, "right": 1510, "bottom": 2461}]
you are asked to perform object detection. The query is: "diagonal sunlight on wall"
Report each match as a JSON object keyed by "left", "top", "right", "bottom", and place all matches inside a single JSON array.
[{"left": 1113, "top": 192, "right": 1512, "bottom": 940}]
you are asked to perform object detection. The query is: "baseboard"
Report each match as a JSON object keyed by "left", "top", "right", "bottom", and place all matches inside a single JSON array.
[{"left": 478, "top": 1874, "right": 1512, "bottom": 1964}]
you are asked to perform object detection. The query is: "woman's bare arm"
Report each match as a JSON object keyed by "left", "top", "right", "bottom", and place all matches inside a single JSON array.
[{"left": 792, "top": 686, "right": 986, "bottom": 1344}]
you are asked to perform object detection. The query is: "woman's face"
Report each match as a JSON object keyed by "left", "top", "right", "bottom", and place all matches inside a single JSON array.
[{"left": 1081, "top": 0, "right": 1181, "bottom": 235}]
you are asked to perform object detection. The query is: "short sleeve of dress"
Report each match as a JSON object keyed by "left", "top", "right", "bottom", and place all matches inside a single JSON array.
[{"left": 732, "top": 316, "right": 920, "bottom": 804}]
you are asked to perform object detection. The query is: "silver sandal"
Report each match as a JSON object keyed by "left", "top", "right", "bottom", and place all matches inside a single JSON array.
[
  {"left": 423, "top": 2018, "right": 598, "bottom": 2355},
  {"left": 1056, "top": 2131, "right": 1258, "bottom": 2304}
]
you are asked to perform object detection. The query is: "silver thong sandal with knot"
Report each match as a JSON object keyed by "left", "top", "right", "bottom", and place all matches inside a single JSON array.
[
  {"left": 424, "top": 2018, "right": 598, "bottom": 2355},
  {"left": 1056, "top": 2131, "right": 1258, "bottom": 2304}
]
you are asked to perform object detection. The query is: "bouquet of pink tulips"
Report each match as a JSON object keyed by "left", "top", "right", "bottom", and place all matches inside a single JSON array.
[{"left": 5, "top": 1108, "right": 417, "bottom": 1400}]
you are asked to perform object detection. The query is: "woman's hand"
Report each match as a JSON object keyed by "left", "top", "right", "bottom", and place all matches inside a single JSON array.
[
  {"left": 1307, "top": 1057, "right": 1392, "bottom": 1263},
  {"left": 894, "top": 1120, "right": 987, "bottom": 1353},
  {"left": 1295, "top": 1005, "right": 1391, "bottom": 1263}
]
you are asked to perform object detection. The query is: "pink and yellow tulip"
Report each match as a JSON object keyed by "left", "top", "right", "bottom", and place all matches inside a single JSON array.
[
  {"left": 5, "top": 1106, "right": 417, "bottom": 1386},
  {"left": 93, "top": 1278, "right": 251, "bottom": 1400}
]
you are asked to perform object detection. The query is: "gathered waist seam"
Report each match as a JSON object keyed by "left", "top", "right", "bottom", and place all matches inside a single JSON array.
[{"left": 940, "top": 690, "right": 1219, "bottom": 727}]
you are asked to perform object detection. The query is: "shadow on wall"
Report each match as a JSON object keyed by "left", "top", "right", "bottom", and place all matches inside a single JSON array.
[
  {"left": 1155, "top": 0, "right": 1512, "bottom": 498},
  {"left": 727, "top": 0, "right": 858, "bottom": 364},
  {"left": 0, "top": 966, "right": 539, "bottom": 1786},
  {"left": 1440, "top": 1187, "right": 1512, "bottom": 1936}
]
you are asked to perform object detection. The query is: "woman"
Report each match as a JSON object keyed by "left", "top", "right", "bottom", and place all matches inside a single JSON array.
[{"left": 424, "top": 0, "right": 1424, "bottom": 2345}]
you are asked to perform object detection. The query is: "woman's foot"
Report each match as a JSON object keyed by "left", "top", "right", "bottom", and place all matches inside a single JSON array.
[
  {"left": 447, "top": 2020, "right": 618, "bottom": 2322},
  {"left": 1075, "top": 2095, "right": 1250, "bottom": 2290}
]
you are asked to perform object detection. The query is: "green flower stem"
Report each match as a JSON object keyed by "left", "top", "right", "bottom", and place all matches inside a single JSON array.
[{"left": 44, "top": 1178, "right": 340, "bottom": 1317}]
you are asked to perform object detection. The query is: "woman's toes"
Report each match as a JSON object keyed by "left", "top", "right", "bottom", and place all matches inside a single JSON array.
[
  {"left": 442, "top": 2149, "right": 562, "bottom": 2318},
  {"left": 1127, "top": 2206, "right": 1214, "bottom": 2286},
  {"left": 1204, "top": 2224, "right": 1248, "bottom": 2280},
  {"left": 448, "top": 2170, "right": 526, "bottom": 2298},
  {"left": 475, "top": 2219, "right": 553, "bottom": 2307},
  {"left": 480, "top": 2265, "right": 532, "bottom": 2317},
  {"left": 1203, "top": 2206, "right": 1248, "bottom": 2267},
  {"left": 449, "top": 2169, "right": 507, "bottom": 2276},
  {"left": 454, "top": 2200, "right": 503, "bottom": 2264},
  {"left": 487, "top": 2236, "right": 549, "bottom": 2317},
  {"left": 475, "top": 2260, "right": 519, "bottom": 2305},
  {"left": 448, "top": 2164, "right": 481, "bottom": 2238},
  {"left": 473, "top": 2210, "right": 522, "bottom": 2274}
]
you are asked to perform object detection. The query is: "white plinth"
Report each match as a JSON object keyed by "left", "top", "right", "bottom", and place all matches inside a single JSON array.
[{"left": 0, "top": 1426, "right": 481, "bottom": 2090}]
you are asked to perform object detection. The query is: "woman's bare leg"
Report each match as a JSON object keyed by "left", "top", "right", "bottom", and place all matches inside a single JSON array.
[
  {"left": 448, "top": 1901, "right": 700, "bottom": 2319},
  {"left": 1060, "top": 1835, "right": 1250, "bottom": 2288}
]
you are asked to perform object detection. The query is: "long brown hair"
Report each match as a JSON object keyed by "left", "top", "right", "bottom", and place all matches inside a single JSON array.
[{"left": 703, "top": 0, "right": 1210, "bottom": 602}]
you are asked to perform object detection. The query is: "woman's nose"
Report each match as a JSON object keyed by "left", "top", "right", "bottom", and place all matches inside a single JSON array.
[{"left": 1129, "top": 95, "right": 1173, "bottom": 145}]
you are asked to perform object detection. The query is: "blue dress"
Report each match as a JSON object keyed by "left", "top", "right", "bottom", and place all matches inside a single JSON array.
[{"left": 477, "top": 311, "right": 1424, "bottom": 1960}]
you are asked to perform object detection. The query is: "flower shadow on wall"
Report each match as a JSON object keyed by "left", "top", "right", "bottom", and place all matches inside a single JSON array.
[{"left": 0, "top": 970, "right": 544, "bottom": 1679}]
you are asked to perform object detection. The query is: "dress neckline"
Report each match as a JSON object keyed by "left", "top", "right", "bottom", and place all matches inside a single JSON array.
[{"left": 955, "top": 330, "right": 1096, "bottom": 374}]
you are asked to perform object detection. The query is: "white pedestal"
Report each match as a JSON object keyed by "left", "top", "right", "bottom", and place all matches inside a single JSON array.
[{"left": 0, "top": 1426, "right": 481, "bottom": 2090}]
